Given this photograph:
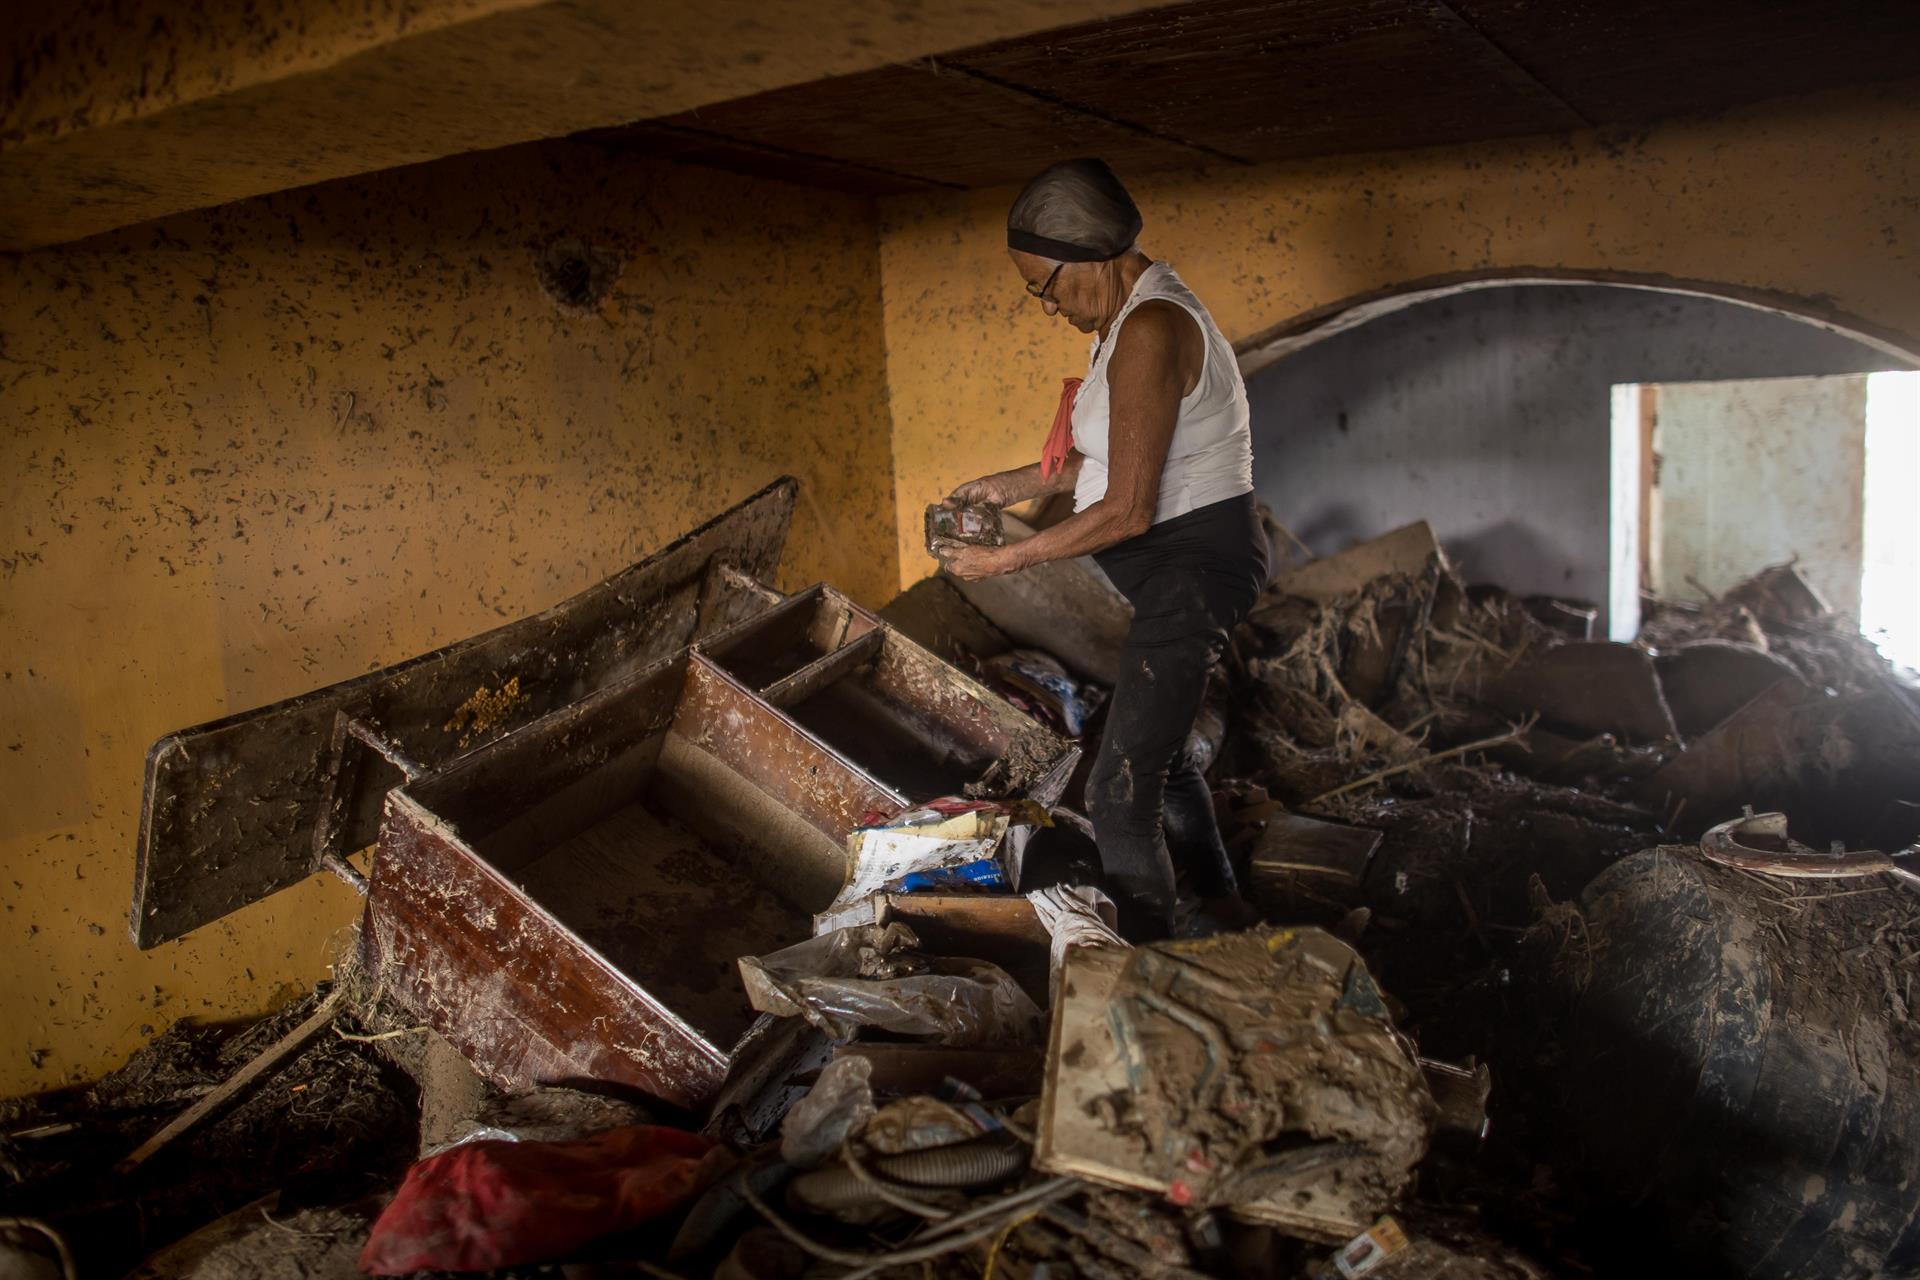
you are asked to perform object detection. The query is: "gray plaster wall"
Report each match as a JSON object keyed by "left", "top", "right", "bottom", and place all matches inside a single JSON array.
[{"left": 1245, "top": 285, "right": 1906, "bottom": 609}]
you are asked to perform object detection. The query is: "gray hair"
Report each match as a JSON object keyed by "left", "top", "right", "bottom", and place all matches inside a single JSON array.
[{"left": 1006, "top": 158, "right": 1142, "bottom": 263}]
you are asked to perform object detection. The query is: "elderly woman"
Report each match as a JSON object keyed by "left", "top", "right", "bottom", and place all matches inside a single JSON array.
[{"left": 936, "top": 159, "right": 1267, "bottom": 940}]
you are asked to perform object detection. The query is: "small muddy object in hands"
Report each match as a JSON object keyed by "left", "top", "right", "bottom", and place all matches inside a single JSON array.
[{"left": 926, "top": 502, "right": 1005, "bottom": 556}]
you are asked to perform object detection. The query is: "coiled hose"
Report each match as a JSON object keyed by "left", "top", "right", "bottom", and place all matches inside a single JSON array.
[{"left": 789, "top": 1132, "right": 1027, "bottom": 1213}]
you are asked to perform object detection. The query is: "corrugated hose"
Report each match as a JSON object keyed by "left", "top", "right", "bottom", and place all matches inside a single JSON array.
[{"left": 789, "top": 1132, "right": 1028, "bottom": 1213}]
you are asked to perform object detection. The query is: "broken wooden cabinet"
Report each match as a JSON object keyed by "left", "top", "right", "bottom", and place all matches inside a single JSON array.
[
  {"left": 132, "top": 477, "right": 1077, "bottom": 1108},
  {"left": 711, "top": 586, "right": 1067, "bottom": 803},
  {"left": 133, "top": 479, "right": 799, "bottom": 949},
  {"left": 373, "top": 593, "right": 1075, "bottom": 1102},
  {"left": 371, "top": 654, "right": 889, "bottom": 1107}
]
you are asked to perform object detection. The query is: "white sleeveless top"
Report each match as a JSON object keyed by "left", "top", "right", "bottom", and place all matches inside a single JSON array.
[{"left": 1070, "top": 261, "right": 1253, "bottom": 524}]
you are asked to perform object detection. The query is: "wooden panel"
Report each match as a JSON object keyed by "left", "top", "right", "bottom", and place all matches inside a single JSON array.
[
  {"left": 699, "top": 584, "right": 876, "bottom": 691},
  {"left": 1482, "top": 640, "right": 1680, "bottom": 743},
  {"left": 949, "top": 0, "right": 1585, "bottom": 163},
  {"left": 763, "top": 629, "right": 886, "bottom": 708},
  {"left": 366, "top": 797, "right": 727, "bottom": 1108},
  {"left": 869, "top": 630, "right": 1038, "bottom": 761},
  {"left": 401, "top": 655, "right": 687, "bottom": 853},
  {"left": 513, "top": 797, "right": 811, "bottom": 1050},
  {"left": 675, "top": 657, "right": 900, "bottom": 835},
  {"left": 950, "top": 513, "right": 1131, "bottom": 687},
  {"left": 758, "top": 623, "right": 1078, "bottom": 807},
  {"left": 1248, "top": 812, "right": 1384, "bottom": 911},
  {"left": 1448, "top": 0, "right": 1920, "bottom": 126},
  {"left": 133, "top": 477, "right": 796, "bottom": 949},
  {"left": 650, "top": 60, "right": 1214, "bottom": 188},
  {"left": 875, "top": 893, "right": 1052, "bottom": 1006}
]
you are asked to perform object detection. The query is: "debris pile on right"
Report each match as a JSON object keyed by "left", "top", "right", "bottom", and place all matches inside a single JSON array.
[{"left": 876, "top": 515, "right": 1920, "bottom": 1279}]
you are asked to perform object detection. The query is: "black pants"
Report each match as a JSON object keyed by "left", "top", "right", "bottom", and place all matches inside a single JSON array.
[{"left": 1088, "top": 492, "right": 1268, "bottom": 938}]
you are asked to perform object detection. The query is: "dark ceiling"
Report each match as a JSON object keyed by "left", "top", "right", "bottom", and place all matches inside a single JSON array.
[{"left": 579, "top": 0, "right": 1920, "bottom": 195}]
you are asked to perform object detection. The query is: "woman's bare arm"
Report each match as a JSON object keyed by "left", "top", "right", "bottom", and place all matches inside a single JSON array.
[
  {"left": 940, "top": 303, "right": 1189, "bottom": 578},
  {"left": 947, "top": 452, "right": 1082, "bottom": 507}
]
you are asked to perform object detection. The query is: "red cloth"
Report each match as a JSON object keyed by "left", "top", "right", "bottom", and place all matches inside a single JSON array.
[
  {"left": 1040, "top": 377, "right": 1082, "bottom": 480},
  {"left": 359, "top": 1125, "right": 719, "bottom": 1274}
]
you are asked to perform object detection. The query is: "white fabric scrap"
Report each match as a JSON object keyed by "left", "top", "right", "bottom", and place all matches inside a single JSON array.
[{"left": 1027, "top": 884, "right": 1128, "bottom": 1006}]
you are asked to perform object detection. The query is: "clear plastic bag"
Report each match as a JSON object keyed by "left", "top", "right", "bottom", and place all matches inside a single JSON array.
[
  {"left": 738, "top": 923, "right": 1042, "bottom": 1047},
  {"left": 779, "top": 1055, "right": 875, "bottom": 1169}
]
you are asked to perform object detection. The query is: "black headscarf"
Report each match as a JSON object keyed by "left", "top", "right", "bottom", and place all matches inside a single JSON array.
[{"left": 1006, "top": 158, "right": 1143, "bottom": 262}]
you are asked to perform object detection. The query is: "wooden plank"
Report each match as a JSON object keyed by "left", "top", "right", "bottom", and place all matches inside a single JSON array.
[
  {"left": 133, "top": 477, "right": 797, "bottom": 949},
  {"left": 1273, "top": 521, "right": 1444, "bottom": 603},
  {"left": 367, "top": 798, "right": 729, "bottom": 1108},
  {"left": 761, "top": 628, "right": 884, "bottom": 710},
  {"left": 762, "top": 616, "right": 1078, "bottom": 807},
  {"left": 698, "top": 584, "right": 836, "bottom": 689},
  {"left": 868, "top": 630, "right": 1039, "bottom": 764},
  {"left": 1035, "top": 946, "right": 1163, "bottom": 1193},
  {"left": 677, "top": 658, "right": 900, "bottom": 837},
  {"left": 875, "top": 894, "right": 1052, "bottom": 1007},
  {"left": 878, "top": 576, "right": 1013, "bottom": 669},
  {"left": 1484, "top": 641, "right": 1679, "bottom": 742},
  {"left": 118, "top": 988, "right": 346, "bottom": 1173},
  {"left": 1248, "top": 813, "right": 1383, "bottom": 910},
  {"left": 948, "top": 514, "right": 1131, "bottom": 687}
]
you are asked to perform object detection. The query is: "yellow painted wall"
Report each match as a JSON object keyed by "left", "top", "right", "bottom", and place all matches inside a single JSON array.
[
  {"left": 0, "top": 141, "right": 896, "bottom": 1097},
  {"left": 877, "top": 82, "right": 1920, "bottom": 586}
]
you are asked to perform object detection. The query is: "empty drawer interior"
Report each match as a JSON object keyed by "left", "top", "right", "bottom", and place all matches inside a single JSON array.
[
  {"left": 402, "top": 656, "right": 884, "bottom": 1052},
  {"left": 768, "top": 630, "right": 1034, "bottom": 803},
  {"left": 699, "top": 585, "right": 877, "bottom": 690}
]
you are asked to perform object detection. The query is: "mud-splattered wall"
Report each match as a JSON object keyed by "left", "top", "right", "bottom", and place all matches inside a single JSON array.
[
  {"left": 0, "top": 141, "right": 896, "bottom": 1097},
  {"left": 877, "top": 82, "right": 1920, "bottom": 586}
]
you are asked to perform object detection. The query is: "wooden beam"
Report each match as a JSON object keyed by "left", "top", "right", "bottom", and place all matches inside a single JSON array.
[{"left": 117, "top": 987, "right": 346, "bottom": 1174}]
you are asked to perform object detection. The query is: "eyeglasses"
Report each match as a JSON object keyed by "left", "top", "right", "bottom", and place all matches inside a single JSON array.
[{"left": 1026, "top": 262, "right": 1064, "bottom": 304}]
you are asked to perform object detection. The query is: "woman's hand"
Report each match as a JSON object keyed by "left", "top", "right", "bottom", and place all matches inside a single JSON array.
[
  {"left": 934, "top": 541, "right": 1015, "bottom": 581},
  {"left": 943, "top": 474, "right": 1010, "bottom": 508}
]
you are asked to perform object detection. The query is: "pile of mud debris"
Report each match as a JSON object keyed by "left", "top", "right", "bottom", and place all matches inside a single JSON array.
[{"left": 6, "top": 500, "right": 1919, "bottom": 1280}]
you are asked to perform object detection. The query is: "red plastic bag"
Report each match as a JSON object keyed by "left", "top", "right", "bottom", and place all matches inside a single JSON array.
[{"left": 359, "top": 1124, "right": 719, "bottom": 1274}]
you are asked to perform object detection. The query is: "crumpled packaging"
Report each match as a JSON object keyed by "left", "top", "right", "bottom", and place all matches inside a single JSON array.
[
  {"left": 738, "top": 923, "right": 1043, "bottom": 1047},
  {"left": 814, "top": 798, "right": 1048, "bottom": 935},
  {"left": 779, "top": 1055, "right": 876, "bottom": 1170},
  {"left": 1027, "top": 884, "right": 1128, "bottom": 1007}
]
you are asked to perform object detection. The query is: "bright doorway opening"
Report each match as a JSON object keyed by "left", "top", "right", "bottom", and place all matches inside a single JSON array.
[
  {"left": 1863, "top": 371, "right": 1920, "bottom": 669},
  {"left": 1608, "top": 370, "right": 1920, "bottom": 664}
]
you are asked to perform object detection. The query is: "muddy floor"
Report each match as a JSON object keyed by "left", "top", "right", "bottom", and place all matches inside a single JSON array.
[{"left": 0, "top": 988, "right": 416, "bottom": 1278}]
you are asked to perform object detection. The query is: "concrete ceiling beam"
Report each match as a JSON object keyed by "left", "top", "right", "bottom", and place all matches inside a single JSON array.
[{"left": 0, "top": 0, "right": 1164, "bottom": 251}]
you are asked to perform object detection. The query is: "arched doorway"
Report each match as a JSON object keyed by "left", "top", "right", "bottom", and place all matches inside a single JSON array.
[
  {"left": 1236, "top": 269, "right": 1920, "bottom": 377},
  {"left": 1233, "top": 277, "right": 1916, "bottom": 642}
]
